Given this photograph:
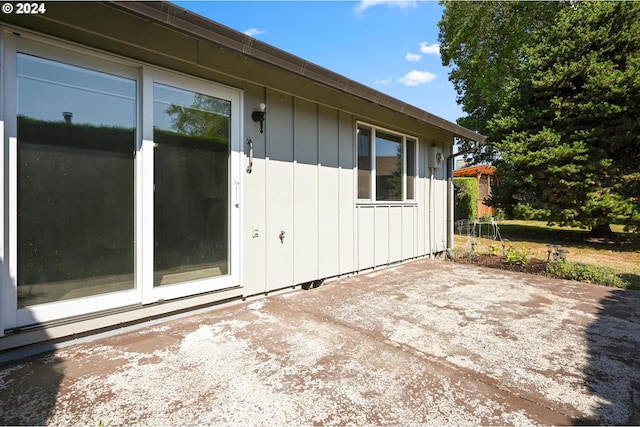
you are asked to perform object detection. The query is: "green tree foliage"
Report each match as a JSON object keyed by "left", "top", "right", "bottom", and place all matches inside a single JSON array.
[
  {"left": 165, "top": 94, "right": 230, "bottom": 140},
  {"left": 439, "top": 1, "right": 640, "bottom": 234},
  {"left": 438, "top": 1, "right": 563, "bottom": 162},
  {"left": 490, "top": 2, "right": 640, "bottom": 235},
  {"left": 454, "top": 177, "right": 478, "bottom": 221}
]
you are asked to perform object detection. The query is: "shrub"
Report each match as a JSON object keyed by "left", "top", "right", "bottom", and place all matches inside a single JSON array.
[
  {"left": 505, "top": 246, "right": 531, "bottom": 266},
  {"left": 546, "top": 261, "right": 624, "bottom": 288},
  {"left": 488, "top": 244, "right": 501, "bottom": 256},
  {"left": 454, "top": 177, "right": 478, "bottom": 221}
]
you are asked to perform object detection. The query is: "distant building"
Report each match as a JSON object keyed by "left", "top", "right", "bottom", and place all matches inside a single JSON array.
[
  {"left": 453, "top": 165, "right": 496, "bottom": 218},
  {"left": 455, "top": 158, "right": 470, "bottom": 170}
]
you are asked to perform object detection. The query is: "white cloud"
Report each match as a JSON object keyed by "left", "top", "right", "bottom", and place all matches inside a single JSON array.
[
  {"left": 355, "top": 0, "right": 418, "bottom": 13},
  {"left": 244, "top": 28, "right": 266, "bottom": 37},
  {"left": 419, "top": 42, "right": 440, "bottom": 56},
  {"left": 405, "top": 52, "right": 422, "bottom": 62},
  {"left": 397, "top": 70, "right": 437, "bottom": 86},
  {"left": 375, "top": 78, "right": 393, "bottom": 85}
]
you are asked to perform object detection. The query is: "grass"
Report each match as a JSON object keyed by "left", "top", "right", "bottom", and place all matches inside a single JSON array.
[{"left": 453, "top": 219, "right": 640, "bottom": 289}]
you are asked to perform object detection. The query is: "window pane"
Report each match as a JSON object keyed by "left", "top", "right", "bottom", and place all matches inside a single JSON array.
[
  {"left": 406, "top": 138, "right": 416, "bottom": 200},
  {"left": 17, "top": 54, "right": 136, "bottom": 307},
  {"left": 375, "top": 130, "right": 403, "bottom": 201},
  {"left": 153, "top": 83, "right": 230, "bottom": 286},
  {"left": 357, "top": 125, "right": 372, "bottom": 199}
]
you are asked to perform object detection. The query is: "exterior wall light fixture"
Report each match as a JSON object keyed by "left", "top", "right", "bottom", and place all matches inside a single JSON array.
[{"left": 251, "top": 103, "right": 266, "bottom": 133}]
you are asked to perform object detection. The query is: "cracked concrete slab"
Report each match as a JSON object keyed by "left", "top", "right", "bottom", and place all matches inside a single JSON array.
[{"left": 1, "top": 259, "right": 639, "bottom": 425}]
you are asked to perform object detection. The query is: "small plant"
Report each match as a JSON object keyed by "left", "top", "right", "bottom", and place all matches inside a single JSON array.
[
  {"left": 488, "top": 244, "right": 501, "bottom": 256},
  {"left": 505, "top": 246, "right": 531, "bottom": 266},
  {"left": 448, "top": 246, "right": 466, "bottom": 261},
  {"left": 546, "top": 261, "right": 624, "bottom": 287}
]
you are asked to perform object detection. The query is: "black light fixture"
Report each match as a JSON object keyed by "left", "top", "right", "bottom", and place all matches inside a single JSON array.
[{"left": 251, "top": 103, "right": 266, "bottom": 134}]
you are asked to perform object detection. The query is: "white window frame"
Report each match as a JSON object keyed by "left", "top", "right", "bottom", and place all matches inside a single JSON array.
[
  {"left": 142, "top": 69, "right": 242, "bottom": 304},
  {"left": 355, "top": 121, "right": 418, "bottom": 204},
  {"left": 1, "top": 28, "right": 243, "bottom": 329},
  {"left": 3, "top": 33, "right": 143, "bottom": 328}
]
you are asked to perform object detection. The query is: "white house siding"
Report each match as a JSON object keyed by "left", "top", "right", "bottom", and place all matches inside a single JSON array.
[
  {"left": 243, "top": 89, "right": 359, "bottom": 294},
  {"left": 242, "top": 84, "right": 452, "bottom": 295},
  {"left": 318, "top": 105, "right": 341, "bottom": 280},
  {"left": 338, "top": 111, "right": 357, "bottom": 276}
]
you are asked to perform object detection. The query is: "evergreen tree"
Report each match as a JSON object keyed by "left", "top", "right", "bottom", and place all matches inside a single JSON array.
[
  {"left": 438, "top": 1, "right": 564, "bottom": 162},
  {"left": 439, "top": 1, "right": 640, "bottom": 234},
  {"left": 490, "top": 1, "right": 640, "bottom": 235}
]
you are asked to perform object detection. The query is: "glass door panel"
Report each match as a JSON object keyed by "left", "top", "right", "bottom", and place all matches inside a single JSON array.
[
  {"left": 16, "top": 53, "right": 136, "bottom": 307},
  {"left": 153, "top": 83, "right": 230, "bottom": 287}
]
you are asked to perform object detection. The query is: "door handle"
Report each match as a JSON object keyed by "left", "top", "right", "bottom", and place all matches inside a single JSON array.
[{"left": 246, "top": 137, "right": 253, "bottom": 174}]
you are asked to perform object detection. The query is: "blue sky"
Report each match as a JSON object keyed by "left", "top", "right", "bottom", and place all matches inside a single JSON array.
[{"left": 174, "top": 0, "right": 464, "bottom": 124}]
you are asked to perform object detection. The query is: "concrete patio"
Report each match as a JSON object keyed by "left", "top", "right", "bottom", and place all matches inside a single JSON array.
[{"left": 1, "top": 259, "right": 639, "bottom": 426}]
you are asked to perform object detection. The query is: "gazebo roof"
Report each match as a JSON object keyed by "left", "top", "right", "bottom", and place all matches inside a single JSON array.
[{"left": 453, "top": 165, "right": 495, "bottom": 178}]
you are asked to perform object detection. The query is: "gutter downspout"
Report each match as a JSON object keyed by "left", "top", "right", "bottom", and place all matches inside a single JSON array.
[
  {"left": 446, "top": 141, "right": 482, "bottom": 258},
  {"left": 429, "top": 166, "right": 435, "bottom": 258}
]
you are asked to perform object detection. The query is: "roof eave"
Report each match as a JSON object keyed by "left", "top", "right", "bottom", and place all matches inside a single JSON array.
[{"left": 109, "top": 1, "right": 486, "bottom": 144}]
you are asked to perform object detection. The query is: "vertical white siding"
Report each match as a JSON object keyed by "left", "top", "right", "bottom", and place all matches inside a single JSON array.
[
  {"left": 318, "top": 106, "right": 340, "bottom": 278},
  {"left": 265, "top": 90, "right": 295, "bottom": 290},
  {"left": 242, "top": 90, "right": 453, "bottom": 294},
  {"left": 401, "top": 206, "right": 417, "bottom": 260},
  {"left": 242, "top": 89, "right": 268, "bottom": 296},
  {"left": 293, "top": 99, "right": 319, "bottom": 285},
  {"left": 388, "top": 207, "right": 403, "bottom": 262},
  {"left": 417, "top": 140, "right": 429, "bottom": 256},
  {"left": 338, "top": 111, "right": 355, "bottom": 275},
  {"left": 374, "top": 207, "right": 390, "bottom": 266},
  {"left": 357, "top": 206, "right": 375, "bottom": 270},
  {"left": 433, "top": 150, "right": 448, "bottom": 252}
]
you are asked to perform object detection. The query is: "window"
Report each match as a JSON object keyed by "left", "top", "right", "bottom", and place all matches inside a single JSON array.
[
  {"left": 406, "top": 138, "right": 417, "bottom": 200},
  {"left": 16, "top": 53, "right": 136, "bottom": 307},
  {"left": 357, "top": 126, "right": 372, "bottom": 199},
  {"left": 153, "top": 83, "right": 231, "bottom": 287},
  {"left": 356, "top": 123, "right": 417, "bottom": 202}
]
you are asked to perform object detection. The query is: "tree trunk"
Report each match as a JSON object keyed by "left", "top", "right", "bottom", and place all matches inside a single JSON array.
[{"left": 590, "top": 223, "right": 613, "bottom": 237}]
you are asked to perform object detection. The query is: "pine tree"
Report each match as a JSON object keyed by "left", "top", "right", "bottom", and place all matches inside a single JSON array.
[{"left": 489, "top": 1, "right": 640, "bottom": 234}]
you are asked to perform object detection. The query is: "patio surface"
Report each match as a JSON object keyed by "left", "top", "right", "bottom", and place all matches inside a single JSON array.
[{"left": 1, "top": 259, "right": 639, "bottom": 425}]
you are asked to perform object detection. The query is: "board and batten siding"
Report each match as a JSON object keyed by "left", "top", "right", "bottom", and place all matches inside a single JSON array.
[{"left": 242, "top": 88, "right": 449, "bottom": 296}]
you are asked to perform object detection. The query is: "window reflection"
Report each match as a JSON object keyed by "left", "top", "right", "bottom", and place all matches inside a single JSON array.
[
  {"left": 357, "top": 124, "right": 418, "bottom": 202},
  {"left": 153, "top": 83, "right": 230, "bottom": 286},
  {"left": 17, "top": 54, "right": 136, "bottom": 307},
  {"left": 357, "top": 125, "right": 372, "bottom": 199},
  {"left": 407, "top": 138, "right": 416, "bottom": 200},
  {"left": 375, "top": 131, "right": 403, "bottom": 201}
]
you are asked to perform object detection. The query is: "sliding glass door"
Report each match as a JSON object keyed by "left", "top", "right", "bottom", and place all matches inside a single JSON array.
[
  {"left": 17, "top": 54, "right": 137, "bottom": 307},
  {"left": 153, "top": 83, "right": 231, "bottom": 287},
  {"left": 3, "top": 35, "right": 241, "bottom": 328}
]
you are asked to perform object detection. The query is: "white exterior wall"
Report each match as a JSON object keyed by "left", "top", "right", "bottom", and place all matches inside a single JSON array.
[
  {"left": 242, "top": 88, "right": 452, "bottom": 295},
  {"left": 432, "top": 158, "right": 449, "bottom": 253},
  {"left": 0, "top": 4, "right": 475, "bottom": 352}
]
